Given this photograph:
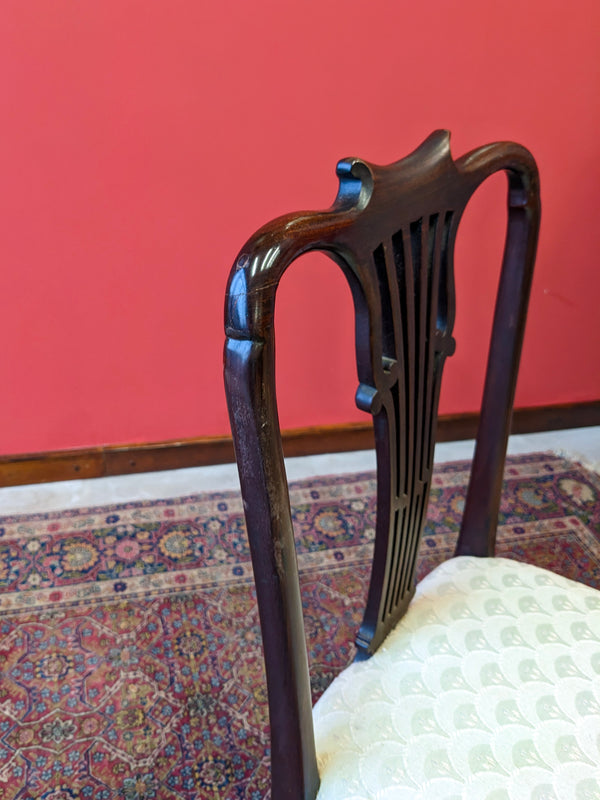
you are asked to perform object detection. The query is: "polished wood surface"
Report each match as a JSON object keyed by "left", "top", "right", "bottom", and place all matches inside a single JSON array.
[{"left": 224, "top": 131, "right": 540, "bottom": 799}]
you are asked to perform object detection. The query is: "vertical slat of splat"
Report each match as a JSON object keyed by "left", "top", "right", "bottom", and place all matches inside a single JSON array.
[
  {"left": 379, "top": 240, "right": 405, "bottom": 622},
  {"left": 390, "top": 231, "right": 410, "bottom": 619},
  {"left": 398, "top": 226, "right": 415, "bottom": 508},
  {"left": 411, "top": 217, "right": 425, "bottom": 488},
  {"left": 422, "top": 212, "right": 442, "bottom": 475},
  {"left": 373, "top": 244, "right": 396, "bottom": 362},
  {"left": 384, "top": 238, "right": 406, "bottom": 504},
  {"left": 392, "top": 229, "right": 410, "bottom": 500},
  {"left": 426, "top": 210, "right": 456, "bottom": 469},
  {"left": 386, "top": 227, "right": 414, "bottom": 619},
  {"left": 398, "top": 218, "right": 426, "bottom": 601}
]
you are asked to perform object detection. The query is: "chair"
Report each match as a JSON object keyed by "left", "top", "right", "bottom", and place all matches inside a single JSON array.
[{"left": 224, "top": 132, "right": 600, "bottom": 797}]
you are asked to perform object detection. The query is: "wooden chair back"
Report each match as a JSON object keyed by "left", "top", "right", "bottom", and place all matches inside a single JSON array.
[{"left": 224, "top": 130, "right": 540, "bottom": 799}]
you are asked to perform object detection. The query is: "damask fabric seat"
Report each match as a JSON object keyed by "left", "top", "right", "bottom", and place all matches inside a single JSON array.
[{"left": 314, "top": 557, "right": 600, "bottom": 799}]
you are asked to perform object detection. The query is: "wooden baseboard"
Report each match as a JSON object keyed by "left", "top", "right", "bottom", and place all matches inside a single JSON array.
[{"left": 1, "top": 400, "right": 599, "bottom": 488}]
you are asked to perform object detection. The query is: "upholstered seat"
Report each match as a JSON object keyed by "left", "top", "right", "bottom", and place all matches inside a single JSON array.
[{"left": 314, "top": 557, "right": 600, "bottom": 799}]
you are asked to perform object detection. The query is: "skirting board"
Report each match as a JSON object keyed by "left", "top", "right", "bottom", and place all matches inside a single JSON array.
[{"left": 1, "top": 401, "right": 599, "bottom": 488}]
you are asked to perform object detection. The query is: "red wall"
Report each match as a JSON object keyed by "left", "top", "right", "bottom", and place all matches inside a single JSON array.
[{"left": 1, "top": 0, "right": 599, "bottom": 456}]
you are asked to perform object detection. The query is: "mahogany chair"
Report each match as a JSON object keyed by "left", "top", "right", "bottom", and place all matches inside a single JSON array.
[{"left": 224, "top": 132, "right": 600, "bottom": 797}]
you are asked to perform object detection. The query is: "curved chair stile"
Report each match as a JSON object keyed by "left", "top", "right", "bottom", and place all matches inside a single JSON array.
[
  {"left": 224, "top": 213, "right": 348, "bottom": 800},
  {"left": 455, "top": 143, "right": 540, "bottom": 556}
]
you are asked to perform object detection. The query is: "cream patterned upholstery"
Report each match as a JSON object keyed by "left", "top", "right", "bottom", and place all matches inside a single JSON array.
[{"left": 314, "top": 557, "right": 600, "bottom": 799}]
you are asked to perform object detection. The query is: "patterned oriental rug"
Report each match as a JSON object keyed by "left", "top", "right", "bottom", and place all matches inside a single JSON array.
[{"left": 1, "top": 453, "right": 599, "bottom": 800}]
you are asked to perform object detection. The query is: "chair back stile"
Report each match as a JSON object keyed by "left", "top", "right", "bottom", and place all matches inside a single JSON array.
[{"left": 224, "top": 131, "right": 540, "bottom": 800}]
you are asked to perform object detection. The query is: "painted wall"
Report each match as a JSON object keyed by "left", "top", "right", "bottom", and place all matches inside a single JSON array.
[{"left": 1, "top": 0, "right": 599, "bottom": 456}]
